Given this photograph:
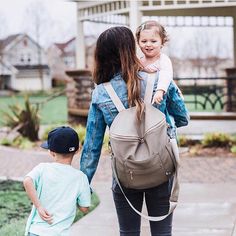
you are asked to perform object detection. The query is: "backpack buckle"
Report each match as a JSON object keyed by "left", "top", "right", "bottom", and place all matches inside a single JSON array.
[{"left": 139, "top": 138, "right": 144, "bottom": 143}]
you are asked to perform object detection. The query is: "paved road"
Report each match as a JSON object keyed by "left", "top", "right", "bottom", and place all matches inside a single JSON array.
[
  {"left": 1, "top": 145, "right": 236, "bottom": 236},
  {"left": 1, "top": 145, "right": 235, "bottom": 184}
]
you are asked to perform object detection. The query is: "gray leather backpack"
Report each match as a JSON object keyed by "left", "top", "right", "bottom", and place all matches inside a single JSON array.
[{"left": 104, "top": 73, "right": 180, "bottom": 221}]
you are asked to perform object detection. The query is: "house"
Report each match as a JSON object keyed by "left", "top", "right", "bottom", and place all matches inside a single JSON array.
[
  {"left": 0, "top": 60, "right": 16, "bottom": 90},
  {"left": 47, "top": 35, "right": 96, "bottom": 84},
  {"left": 0, "top": 33, "right": 51, "bottom": 91}
]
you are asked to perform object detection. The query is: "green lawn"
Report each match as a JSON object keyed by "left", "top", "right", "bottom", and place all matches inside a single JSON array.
[
  {"left": 0, "top": 93, "right": 224, "bottom": 128},
  {"left": 0, "top": 180, "right": 99, "bottom": 235},
  {"left": 0, "top": 95, "right": 67, "bottom": 126}
]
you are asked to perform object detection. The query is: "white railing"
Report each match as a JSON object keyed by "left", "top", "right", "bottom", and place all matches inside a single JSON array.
[
  {"left": 77, "top": 1, "right": 129, "bottom": 22},
  {"left": 140, "top": 0, "right": 236, "bottom": 7},
  {"left": 76, "top": 0, "right": 236, "bottom": 22}
]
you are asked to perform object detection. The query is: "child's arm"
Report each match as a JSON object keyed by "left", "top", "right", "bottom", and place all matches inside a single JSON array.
[
  {"left": 157, "top": 54, "right": 173, "bottom": 93},
  {"left": 77, "top": 173, "right": 91, "bottom": 214},
  {"left": 152, "top": 54, "right": 173, "bottom": 104},
  {"left": 23, "top": 177, "right": 53, "bottom": 224}
]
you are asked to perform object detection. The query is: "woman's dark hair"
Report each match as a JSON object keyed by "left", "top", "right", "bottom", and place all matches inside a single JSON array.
[{"left": 93, "top": 26, "right": 144, "bottom": 120}]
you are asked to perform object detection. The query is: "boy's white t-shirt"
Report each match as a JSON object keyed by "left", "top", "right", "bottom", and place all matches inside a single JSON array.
[
  {"left": 25, "top": 162, "right": 91, "bottom": 236},
  {"left": 143, "top": 53, "right": 173, "bottom": 93}
]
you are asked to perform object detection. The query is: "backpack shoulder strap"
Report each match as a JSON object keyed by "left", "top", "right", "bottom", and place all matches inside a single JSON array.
[
  {"left": 104, "top": 82, "right": 126, "bottom": 112},
  {"left": 144, "top": 73, "right": 156, "bottom": 104}
]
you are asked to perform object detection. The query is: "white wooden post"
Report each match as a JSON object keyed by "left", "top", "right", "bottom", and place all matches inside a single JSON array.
[
  {"left": 129, "top": 0, "right": 142, "bottom": 33},
  {"left": 233, "top": 16, "right": 236, "bottom": 66},
  {"left": 76, "top": 17, "right": 86, "bottom": 69}
]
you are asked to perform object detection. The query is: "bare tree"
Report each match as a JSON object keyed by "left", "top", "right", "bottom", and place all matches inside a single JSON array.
[
  {"left": 0, "top": 13, "right": 7, "bottom": 39},
  {"left": 184, "top": 28, "right": 233, "bottom": 77},
  {"left": 23, "top": 1, "right": 53, "bottom": 89}
]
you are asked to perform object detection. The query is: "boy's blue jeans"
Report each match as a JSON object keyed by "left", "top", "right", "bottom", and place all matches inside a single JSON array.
[
  {"left": 28, "top": 233, "right": 39, "bottom": 236},
  {"left": 112, "top": 179, "right": 173, "bottom": 236}
]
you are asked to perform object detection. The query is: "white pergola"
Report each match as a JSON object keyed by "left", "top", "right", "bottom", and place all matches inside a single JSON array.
[{"left": 74, "top": 0, "right": 236, "bottom": 69}]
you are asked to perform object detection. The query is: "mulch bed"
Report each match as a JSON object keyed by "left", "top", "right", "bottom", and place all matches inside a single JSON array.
[{"left": 181, "top": 145, "right": 236, "bottom": 158}]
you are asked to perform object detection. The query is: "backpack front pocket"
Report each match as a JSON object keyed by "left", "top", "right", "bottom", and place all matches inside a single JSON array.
[{"left": 123, "top": 154, "right": 170, "bottom": 189}]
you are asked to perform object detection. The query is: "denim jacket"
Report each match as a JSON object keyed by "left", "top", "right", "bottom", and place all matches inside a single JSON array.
[{"left": 80, "top": 72, "right": 190, "bottom": 183}]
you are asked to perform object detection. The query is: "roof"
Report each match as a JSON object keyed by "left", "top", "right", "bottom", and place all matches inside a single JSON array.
[
  {"left": 54, "top": 37, "right": 76, "bottom": 51},
  {"left": 53, "top": 35, "right": 96, "bottom": 52},
  {"left": 0, "top": 34, "right": 22, "bottom": 51},
  {"left": 0, "top": 33, "right": 44, "bottom": 53}
]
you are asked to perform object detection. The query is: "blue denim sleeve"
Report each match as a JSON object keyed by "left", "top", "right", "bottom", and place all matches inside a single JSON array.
[
  {"left": 166, "top": 83, "right": 190, "bottom": 128},
  {"left": 80, "top": 101, "right": 106, "bottom": 184}
]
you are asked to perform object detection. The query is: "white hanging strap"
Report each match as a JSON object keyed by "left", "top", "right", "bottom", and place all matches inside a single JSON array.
[
  {"left": 144, "top": 73, "right": 156, "bottom": 104},
  {"left": 104, "top": 82, "right": 126, "bottom": 112},
  {"left": 169, "top": 139, "right": 180, "bottom": 202},
  {"left": 111, "top": 139, "right": 180, "bottom": 221}
]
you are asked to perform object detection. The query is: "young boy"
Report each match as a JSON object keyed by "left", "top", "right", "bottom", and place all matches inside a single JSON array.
[{"left": 24, "top": 126, "right": 91, "bottom": 236}]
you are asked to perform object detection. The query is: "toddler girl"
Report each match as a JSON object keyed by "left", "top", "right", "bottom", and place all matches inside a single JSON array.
[{"left": 136, "top": 20, "right": 182, "bottom": 104}]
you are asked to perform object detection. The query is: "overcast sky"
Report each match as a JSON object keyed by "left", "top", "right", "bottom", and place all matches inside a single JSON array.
[
  {"left": 0, "top": 0, "right": 233, "bottom": 58},
  {"left": 0, "top": 0, "right": 77, "bottom": 46}
]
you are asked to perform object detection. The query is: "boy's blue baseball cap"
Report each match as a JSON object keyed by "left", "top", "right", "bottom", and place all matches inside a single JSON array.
[{"left": 41, "top": 126, "right": 79, "bottom": 154}]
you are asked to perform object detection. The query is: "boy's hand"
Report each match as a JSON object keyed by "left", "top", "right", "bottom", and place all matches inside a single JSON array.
[
  {"left": 37, "top": 206, "right": 53, "bottom": 224},
  {"left": 152, "top": 90, "right": 164, "bottom": 104},
  {"left": 79, "top": 206, "right": 89, "bottom": 214}
]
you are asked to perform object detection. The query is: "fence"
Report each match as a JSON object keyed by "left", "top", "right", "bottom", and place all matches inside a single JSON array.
[
  {"left": 66, "top": 70, "right": 236, "bottom": 124},
  {"left": 175, "top": 76, "right": 236, "bottom": 112}
]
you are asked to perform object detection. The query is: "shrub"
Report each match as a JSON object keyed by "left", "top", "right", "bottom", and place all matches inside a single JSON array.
[
  {"left": 103, "top": 133, "right": 110, "bottom": 152},
  {"left": 178, "top": 135, "right": 188, "bottom": 147},
  {"left": 0, "top": 137, "right": 35, "bottom": 149},
  {"left": 0, "top": 138, "right": 12, "bottom": 146},
  {"left": 201, "top": 132, "right": 232, "bottom": 148},
  {"left": 41, "top": 125, "right": 63, "bottom": 141},
  {"left": 231, "top": 145, "right": 236, "bottom": 154},
  {"left": 12, "top": 136, "right": 35, "bottom": 149},
  {"left": 178, "top": 135, "right": 200, "bottom": 147},
  {"left": 231, "top": 135, "right": 236, "bottom": 145},
  {"left": 1, "top": 96, "right": 40, "bottom": 141},
  {"left": 73, "top": 125, "right": 86, "bottom": 147}
]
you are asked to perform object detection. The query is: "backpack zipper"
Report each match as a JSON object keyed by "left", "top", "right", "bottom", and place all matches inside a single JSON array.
[
  {"left": 129, "top": 170, "right": 133, "bottom": 180},
  {"left": 110, "top": 119, "right": 166, "bottom": 141}
]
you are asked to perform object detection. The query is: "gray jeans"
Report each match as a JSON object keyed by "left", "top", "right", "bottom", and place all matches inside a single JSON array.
[{"left": 28, "top": 233, "right": 39, "bottom": 236}]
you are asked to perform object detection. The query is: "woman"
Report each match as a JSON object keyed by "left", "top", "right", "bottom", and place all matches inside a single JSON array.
[{"left": 80, "top": 26, "right": 189, "bottom": 236}]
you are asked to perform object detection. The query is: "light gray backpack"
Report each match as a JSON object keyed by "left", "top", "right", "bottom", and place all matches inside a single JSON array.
[{"left": 104, "top": 73, "right": 180, "bottom": 221}]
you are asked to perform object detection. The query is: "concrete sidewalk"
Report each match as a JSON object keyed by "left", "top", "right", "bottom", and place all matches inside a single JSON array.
[
  {"left": 178, "top": 119, "right": 236, "bottom": 140},
  {"left": 0, "top": 145, "right": 236, "bottom": 236},
  {"left": 70, "top": 153, "right": 236, "bottom": 236},
  {"left": 71, "top": 182, "right": 236, "bottom": 236}
]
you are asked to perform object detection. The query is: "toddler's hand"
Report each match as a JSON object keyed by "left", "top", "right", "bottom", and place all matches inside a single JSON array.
[
  {"left": 142, "top": 64, "right": 159, "bottom": 73},
  {"left": 152, "top": 90, "right": 164, "bottom": 104},
  {"left": 37, "top": 205, "right": 53, "bottom": 224}
]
